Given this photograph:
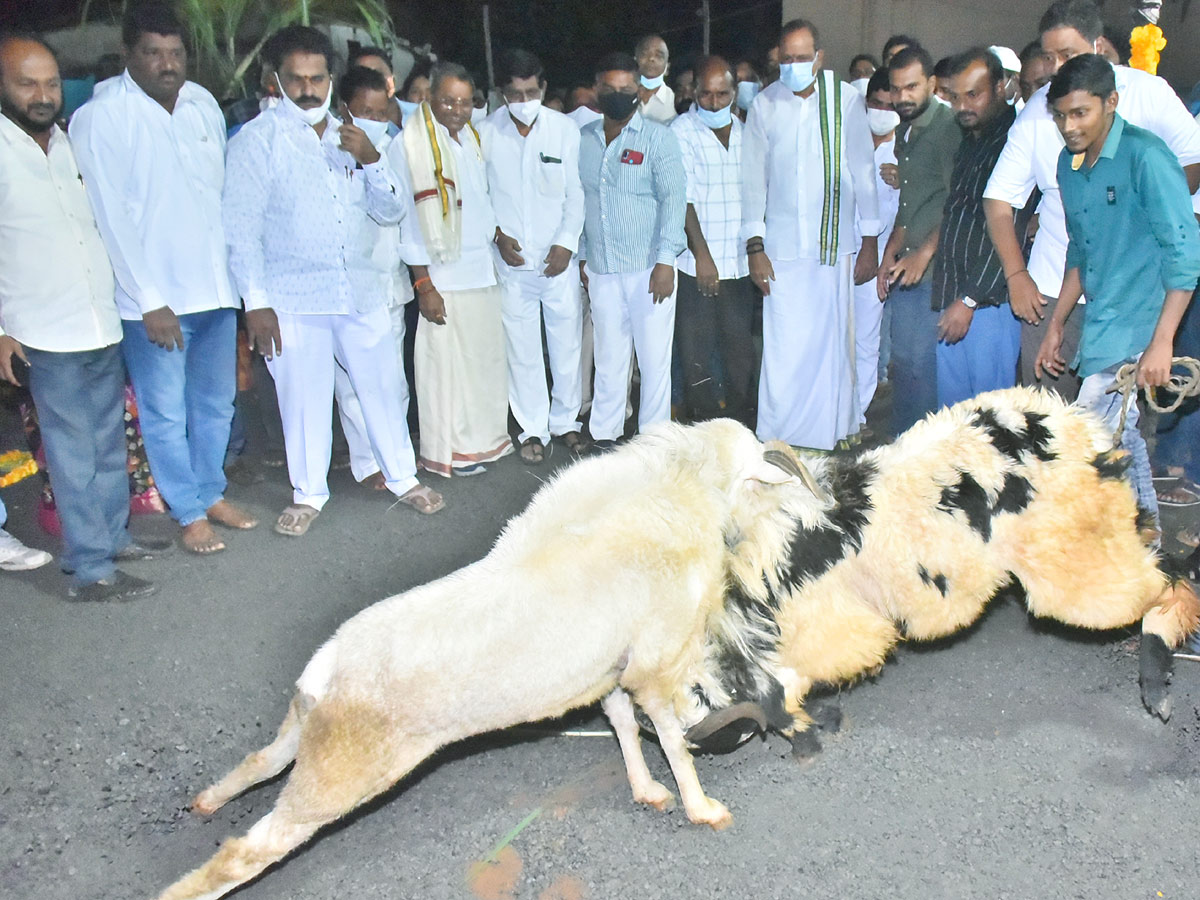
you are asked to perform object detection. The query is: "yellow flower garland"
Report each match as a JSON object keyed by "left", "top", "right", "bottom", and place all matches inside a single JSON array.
[
  {"left": 0, "top": 449, "right": 38, "bottom": 488},
  {"left": 1130, "top": 24, "right": 1166, "bottom": 75}
]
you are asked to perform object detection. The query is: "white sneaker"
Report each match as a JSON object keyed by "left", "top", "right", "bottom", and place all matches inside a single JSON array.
[{"left": 0, "top": 528, "right": 53, "bottom": 571}]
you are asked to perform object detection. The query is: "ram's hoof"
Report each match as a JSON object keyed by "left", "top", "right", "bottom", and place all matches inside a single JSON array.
[
  {"left": 790, "top": 728, "right": 823, "bottom": 765},
  {"left": 1139, "top": 633, "right": 1174, "bottom": 722},
  {"left": 808, "top": 694, "right": 843, "bottom": 733}
]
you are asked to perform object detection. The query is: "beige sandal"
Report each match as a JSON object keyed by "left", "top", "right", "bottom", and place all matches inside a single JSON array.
[
  {"left": 274, "top": 504, "right": 320, "bottom": 536},
  {"left": 396, "top": 484, "right": 445, "bottom": 515}
]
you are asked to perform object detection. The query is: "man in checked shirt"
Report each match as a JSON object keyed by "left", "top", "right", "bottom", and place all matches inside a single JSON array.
[{"left": 932, "top": 48, "right": 1021, "bottom": 409}]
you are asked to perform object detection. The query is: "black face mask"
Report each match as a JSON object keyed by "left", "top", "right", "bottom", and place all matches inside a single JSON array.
[{"left": 598, "top": 90, "right": 638, "bottom": 120}]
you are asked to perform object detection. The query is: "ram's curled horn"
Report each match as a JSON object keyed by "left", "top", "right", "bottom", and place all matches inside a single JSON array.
[{"left": 762, "top": 445, "right": 832, "bottom": 504}]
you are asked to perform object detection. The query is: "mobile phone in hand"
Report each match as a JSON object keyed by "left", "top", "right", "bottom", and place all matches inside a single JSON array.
[{"left": 9, "top": 354, "right": 30, "bottom": 387}]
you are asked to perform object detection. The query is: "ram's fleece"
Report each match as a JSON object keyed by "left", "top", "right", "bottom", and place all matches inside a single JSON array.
[
  {"left": 154, "top": 420, "right": 800, "bottom": 900},
  {"left": 684, "top": 387, "right": 1200, "bottom": 758}
]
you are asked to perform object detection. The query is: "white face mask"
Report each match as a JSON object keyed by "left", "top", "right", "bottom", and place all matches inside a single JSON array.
[
  {"left": 850, "top": 77, "right": 871, "bottom": 96},
  {"left": 639, "top": 73, "right": 665, "bottom": 90},
  {"left": 275, "top": 73, "right": 331, "bottom": 126},
  {"left": 352, "top": 115, "right": 389, "bottom": 146},
  {"left": 470, "top": 105, "right": 488, "bottom": 125},
  {"left": 507, "top": 98, "right": 542, "bottom": 126},
  {"left": 867, "top": 107, "right": 900, "bottom": 136},
  {"left": 780, "top": 60, "right": 817, "bottom": 93},
  {"left": 259, "top": 95, "right": 280, "bottom": 113}
]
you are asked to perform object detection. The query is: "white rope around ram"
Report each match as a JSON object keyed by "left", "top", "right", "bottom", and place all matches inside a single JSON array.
[{"left": 1108, "top": 356, "right": 1200, "bottom": 448}]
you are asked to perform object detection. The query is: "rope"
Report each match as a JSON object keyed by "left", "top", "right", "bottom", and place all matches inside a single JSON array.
[{"left": 1108, "top": 355, "right": 1200, "bottom": 447}]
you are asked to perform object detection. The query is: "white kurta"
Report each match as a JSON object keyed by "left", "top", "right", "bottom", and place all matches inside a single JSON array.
[{"left": 742, "top": 74, "right": 880, "bottom": 450}]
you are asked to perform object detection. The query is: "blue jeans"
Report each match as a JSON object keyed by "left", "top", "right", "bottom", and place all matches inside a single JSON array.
[
  {"left": 936, "top": 303, "right": 1022, "bottom": 408},
  {"left": 25, "top": 344, "right": 131, "bottom": 585},
  {"left": 1154, "top": 295, "right": 1200, "bottom": 483},
  {"left": 121, "top": 308, "right": 237, "bottom": 526},
  {"left": 1077, "top": 359, "right": 1158, "bottom": 528},
  {"left": 888, "top": 281, "right": 940, "bottom": 436}
]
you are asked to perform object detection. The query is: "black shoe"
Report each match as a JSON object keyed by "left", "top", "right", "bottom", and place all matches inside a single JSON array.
[
  {"left": 590, "top": 439, "right": 618, "bottom": 455},
  {"left": 67, "top": 570, "right": 158, "bottom": 602},
  {"left": 114, "top": 538, "right": 175, "bottom": 562}
]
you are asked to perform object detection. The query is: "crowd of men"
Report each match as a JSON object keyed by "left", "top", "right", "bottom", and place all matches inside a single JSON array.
[{"left": 0, "top": 0, "right": 1198, "bottom": 602}]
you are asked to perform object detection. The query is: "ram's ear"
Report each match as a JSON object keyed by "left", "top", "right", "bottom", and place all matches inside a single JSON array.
[{"left": 751, "top": 444, "right": 831, "bottom": 503}]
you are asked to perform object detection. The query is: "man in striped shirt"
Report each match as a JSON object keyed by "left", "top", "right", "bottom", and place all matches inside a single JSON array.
[
  {"left": 932, "top": 48, "right": 1020, "bottom": 409},
  {"left": 578, "top": 52, "right": 686, "bottom": 450}
]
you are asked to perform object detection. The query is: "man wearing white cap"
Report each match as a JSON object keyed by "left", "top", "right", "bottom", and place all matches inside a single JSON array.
[{"left": 988, "top": 45, "right": 1023, "bottom": 109}]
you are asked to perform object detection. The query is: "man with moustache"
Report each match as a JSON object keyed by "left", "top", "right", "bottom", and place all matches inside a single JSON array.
[
  {"left": 70, "top": 1, "right": 257, "bottom": 555},
  {"left": 876, "top": 44, "right": 961, "bottom": 436},
  {"left": 984, "top": 0, "right": 1200, "bottom": 401},
  {"left": 0, "top": 34, "right": 168, "bottom": 596},
  {"left": 224, "top": 26, "right": 443, "bottom": 534},
  {"left": 932, "top": 48, "right": 1020, "bottom": 408}
]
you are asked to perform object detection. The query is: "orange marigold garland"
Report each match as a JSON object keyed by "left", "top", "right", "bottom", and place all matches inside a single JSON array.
[
  {"left": 1129, "top": 23, "right": 1166, "bottom": 75},
  {"left": 0, "top": 449, "right": 38, "bottom": 488}
]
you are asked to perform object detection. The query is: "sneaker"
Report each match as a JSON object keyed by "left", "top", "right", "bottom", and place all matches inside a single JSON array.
[
  {"left": 0, "top": 529, "right": 52, "bottom": 571},
  {"left": 455, "top": 463, "right": 487, "bottom": 477},
  {"left": 67, "top": 570, "right": 157, "bottom": 602}
]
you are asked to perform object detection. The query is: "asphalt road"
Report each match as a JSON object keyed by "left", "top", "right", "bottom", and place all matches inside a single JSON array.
[{"left": 2, "top": 437, "right": 1199, "bottom": 900}]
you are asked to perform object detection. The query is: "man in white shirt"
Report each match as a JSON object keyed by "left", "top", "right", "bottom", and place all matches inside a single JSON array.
[
  {"left": 481, "top": 49, "right": 587, "bottom": 464},
  {"left": 670, "top": 56, "right": 756, "bottom": 426},
  {"left": 400, "top": 62, "right": 513, "bottom": 477},
  {"left": 224, "top": 27, "right": 443, "bottom": 536},
  {"left": 983, "top": 0, "right": 1200, "bottom": 400},
  {"left": 635, "top": 35, "right": 677, "bottom": 125},
  {"left": 742, "top": 18, "right": 880, "bottom": 451},
  {"left": 328, "top": 65, "right": 419, "bottom": 492},
  {"left": 70, "top": 1, "right": 257, "bottom": 555},
  {"left": 854, "top": 69, "right": 902, "bottom": 430},
  {"left": 0, "top": 35, "right": 165, "bottom": 598}
]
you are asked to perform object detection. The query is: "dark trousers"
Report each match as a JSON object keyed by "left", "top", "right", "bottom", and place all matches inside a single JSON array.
[
  {"left": 25, "top": 344, "right": 131, "bottom": 586},
  {"left": 888, "top": 280, "right": 940, "bottom": 436},
  {"left": 674, "top": 272, "right": 758, "bottom": 425},
  {"left": 1018, "top": 298, "right": 1083, "bottom": 402}
]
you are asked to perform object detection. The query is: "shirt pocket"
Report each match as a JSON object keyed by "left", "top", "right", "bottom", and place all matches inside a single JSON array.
[
  {"left": 537, "top": 157, "right": 565, "bottom": 196},
  {"left": 614, "top": 154, "right": 653, "bottom": 196}
]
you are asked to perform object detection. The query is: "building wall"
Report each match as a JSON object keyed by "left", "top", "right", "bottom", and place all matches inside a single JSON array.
[{"left": 781, "top": 0, "right": 1199, "bottom": 97}]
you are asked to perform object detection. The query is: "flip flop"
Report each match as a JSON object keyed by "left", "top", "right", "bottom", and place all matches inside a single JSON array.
[
  {"left": 519, "top": 437, "right": 545, "bottom": 466},
  {"left": 1157, "top": 480, "right": 1200, "bottom": 507},
  {"left": 274, "top": 504, "right": 319, "bottom": 537},
  {"left": 396, "top": 484, "right": 445, "bottom": 515},
  {"left": 1178, "top": 525, "right": 1200, "bottom": 549}
]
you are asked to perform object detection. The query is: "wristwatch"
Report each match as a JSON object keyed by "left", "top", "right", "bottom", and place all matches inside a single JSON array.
[{"left": 960, "top": 296, "right": 978, "bottom": 309}]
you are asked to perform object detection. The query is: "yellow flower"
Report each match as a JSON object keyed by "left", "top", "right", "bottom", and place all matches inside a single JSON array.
[
  {"left": 1130, "top": 24, "right": 1167, "bottom": 75},
  {"left": 0, "top": 450, "right": 39, "bottom": 487}
]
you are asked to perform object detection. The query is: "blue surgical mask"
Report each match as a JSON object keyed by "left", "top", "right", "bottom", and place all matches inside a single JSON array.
[
  {"left": 639, "top": 73, "right": 665, "bottom": 90},
  {"left": 397, "top": 98, "right": 419, "bottom": 124},
  {"left": 779, "top": 60, "right": 817, "bottom": 93},
  {"left": 736, "top": 80, "right": 760, "bottom": 111},
  {"left": 695, "top": 101, "right": 733, "bottom": 129}
]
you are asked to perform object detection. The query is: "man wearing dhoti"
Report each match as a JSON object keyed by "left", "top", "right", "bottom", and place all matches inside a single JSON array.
[{"left": 742, "top": 18, "right": 880, "bottom": 450}]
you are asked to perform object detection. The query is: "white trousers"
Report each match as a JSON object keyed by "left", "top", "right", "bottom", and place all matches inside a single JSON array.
[
  {"left": 586, "top": 264, "right": 676, "bottom": 441},
  {"left": 267, "top": 307, "right": 418, "bottom": 510},
  {"left": 498, "top": 266, "right": 583, "bottom": 445},
  {"left": 852, "top": 270, "right": 885, "bottom": 426},
  {"left": 335, "top": 303, "right": 408, "bottom": 481},
  {"left": 758, "top": 256, "right": 856, "bottom": 450}
]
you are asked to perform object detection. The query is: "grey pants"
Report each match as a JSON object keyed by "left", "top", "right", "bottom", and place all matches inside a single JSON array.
[{"left": 1018, "top": 297, "right": 1084, "bottom": 402}]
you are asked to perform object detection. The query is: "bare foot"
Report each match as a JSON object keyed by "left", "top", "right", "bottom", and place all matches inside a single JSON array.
[
  {"left": 182, "top": 519, "right": 226, "bottom": 554},
  {"left": 396, "top": 483, "right": 445, "bottom": 515},
  {"left": 361, "top": 471, "right": 388, "bottom": 491},
  {"left": 207, "top": 499, "right": 259, "bottom": 529}
]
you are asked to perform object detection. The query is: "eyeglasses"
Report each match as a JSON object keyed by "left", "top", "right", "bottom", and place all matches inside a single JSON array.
[
  {"left": 502, "top": 87, "right": 542, "bottom": 102},
  {"left": 435, "top": 97, "right": 474, "bottom": 112}
]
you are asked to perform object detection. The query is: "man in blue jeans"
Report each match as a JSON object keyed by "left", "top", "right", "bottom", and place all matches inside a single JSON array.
[
  {"left": 70, "top": 2, "right": 257, "bottom": 554},
  {"left": 1035, "top": 55, "right": 1200, "bottom": 538},
  {"left": 0, "top": 33, "right": 164, "bottom": 598}
]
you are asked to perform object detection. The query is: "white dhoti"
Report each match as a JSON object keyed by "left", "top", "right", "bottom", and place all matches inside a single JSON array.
[
  {"left": 415, "top": 285, "right": 512, "bottom": 476},
  {"left": 585, "top": 264, "right": 676, "bottom": 441},
  {"left": 852, "top": 263, "right": 885, "bottom": 427},
  {"left": 757, "top": 255, "right": 856, "bottom": 450},
  {"left": 334, "top": 303, "right": 408, "bottom": 481},
  {"left": 498, "top": 266, "right": 583, "bottom": 445},
  {"left": 267, "top": 307, "right": 419, "bottom": 510}
]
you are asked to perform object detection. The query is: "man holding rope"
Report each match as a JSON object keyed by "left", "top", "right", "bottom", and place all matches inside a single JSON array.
[{"left": 1035, "top": 55, "right": 1200, "bottom": 539}]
